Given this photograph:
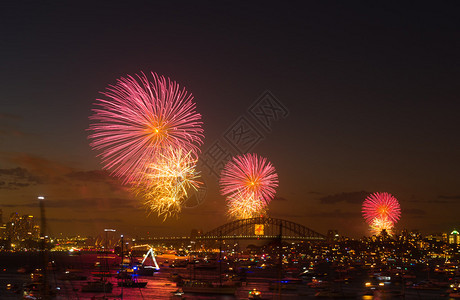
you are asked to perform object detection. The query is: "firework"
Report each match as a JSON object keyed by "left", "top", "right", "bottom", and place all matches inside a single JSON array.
[
  {"left": 134, "top": 147, "right": 201, "bottom": 219},
  {"left": 220, "top": 153, "right": 278, "bottom": 205},
  {"left": 88, "top": 72, "right": 203, "bottom": 184},
  {"left": 362, "top": 192, "right": 401, "bottom": 225},
  {"left": 227, "top": 192, "right": 267, "bottom": 220},
  {"left": 369, "top": 216, "right": 394, "bottom": 235},
  {"left": 220, "top": 153, "right": 278, "bottom": 219}
]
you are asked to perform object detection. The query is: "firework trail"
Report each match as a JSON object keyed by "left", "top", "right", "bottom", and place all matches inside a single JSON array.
[
  {"left": 220, "top": 153, "right": 278, "bottom": 219},
  {"left": 88, "top": 72, "right": 203, "bottom": 184}
]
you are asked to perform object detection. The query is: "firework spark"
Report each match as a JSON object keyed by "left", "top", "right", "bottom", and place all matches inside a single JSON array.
[
  {"left": 220, "top": 153, "right": 278, "bottom": 219},
  {"left": 134, "top": 147, "right": 201, "bottom": 219},
  {"left": 88, "top": 72, "right": 203, "bottom": 184},
  {"left": 362, "top": 192, "right": 401, "bottom": 225}
]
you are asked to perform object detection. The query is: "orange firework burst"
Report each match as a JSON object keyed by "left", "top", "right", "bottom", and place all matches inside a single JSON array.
[
  {"left": 226, "top": 192, "right": 267, "bottom": 220},
  {"left": 134, "top": 147, "right": 201, "bottom": 219},
  {"left": 369, "top": 217, "right": 394, "bottom": 236}
]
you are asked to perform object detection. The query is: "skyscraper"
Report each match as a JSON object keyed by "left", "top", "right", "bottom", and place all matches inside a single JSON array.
[{"left": 449, "top": 230, "right": 460, "bottom": 244}]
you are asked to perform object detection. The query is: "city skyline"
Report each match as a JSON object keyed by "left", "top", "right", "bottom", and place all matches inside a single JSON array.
[
  {"left": 2, "top": 206, "right": 460, "bottom": 249},
  {"left": 1, "top": 2, "right": 459, "bottom": 237}
]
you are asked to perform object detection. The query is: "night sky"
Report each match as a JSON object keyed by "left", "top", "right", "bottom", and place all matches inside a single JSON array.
[{"left": 1, "top": 2, "right": 459, "bottom": 238}]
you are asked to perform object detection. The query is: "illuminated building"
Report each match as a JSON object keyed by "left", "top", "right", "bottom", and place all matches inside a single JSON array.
[
  {"left": 448, "top": 230, "right": 460, "bottom": 244},
  {"left": 4, "top": 212, "right": 40, "bottom": 244},
  {"left": 326, "top": 230, "right": 339, "bottom": 242}
]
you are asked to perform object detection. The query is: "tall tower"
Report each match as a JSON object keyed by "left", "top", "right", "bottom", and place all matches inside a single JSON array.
[{"left": 449, "top": 230, "right": 460, "bottom": 244}]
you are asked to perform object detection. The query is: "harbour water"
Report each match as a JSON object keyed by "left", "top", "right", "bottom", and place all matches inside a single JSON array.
[{"left": 0, "top": 252, "right": 457, "bottom": 299}]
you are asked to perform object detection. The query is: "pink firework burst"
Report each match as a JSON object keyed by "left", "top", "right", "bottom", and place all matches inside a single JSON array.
[
  {"left": 88, "top": 72, "right": 204, "bottom": 184},
  {"left": 362, "top": 192, "right": 401, "bottom": 225},
  {"left": 220, "top": 153, "right": 278, "bottom": 207}
]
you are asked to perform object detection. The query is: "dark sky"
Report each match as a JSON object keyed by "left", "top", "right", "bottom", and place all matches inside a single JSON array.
[{"left": 1, "top": 1, "right": 459, "bottom": 238}]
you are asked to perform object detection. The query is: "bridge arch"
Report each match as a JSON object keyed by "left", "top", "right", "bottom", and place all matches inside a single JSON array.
[{"left": 199, "top": 217, "right": 325, "bottom": 241}]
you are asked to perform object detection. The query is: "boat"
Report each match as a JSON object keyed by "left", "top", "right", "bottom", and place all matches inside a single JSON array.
[
  {"left": 22, "top": 282, "right": 57, "bottom": 299},
  {"left": 171, "top": 288, "right": 185, "bottom": 296},
  {"left": 83, "top": 245, "right": 114, "bottom": 293},
  {"left": 128, "top": 247, "right": 160, "bottom": 276},
  {"left": 427, "top": 279, "right": 450, "bottom": 287},
  {"left": 17, "top": 266, "right": 34, "bottom": 274},
  {"left": 134, "top": 264, "right": 159, "bottom": 276},
  {"left": 410, "top": 280, "right": 441, "bottom": 290},
  {"left": 281, "top": 277, "right": 303, "bottom": 284},
  {"left": 115, "top": 269, "right": 132, "bottom": 279},
  {"left": 181, "top": 280, "right": 237, "bottom": 295},
  {"left": 170, "top": 273, "right": 183, "bottom": 282},
  {"left": 449, "top": 281, "right": 460, "bottom": 293},
  {"left": 117, "top": 274, "right": 147, "bottom": 288},
  {"left": 249, "top": 288, "right": 262, "bottom": 299},
  {"left": 269, "top": 278, "right": 302, "bottom": 291},
  {"left": 269, "top": 280, "right": 298, "bottom": 291},
  {"left": 170, "top": 260, "right": 188, "bottom": 268},
  {"left": 307, "top": 279, "right": 331, "bottom": 289},
  {"left": 81, "top": 280, "right": 113, "bottom": 293},
  {"left": 113, "top": 237, "right": 148, "bottom": 290},
  {"left": 58, "top": 269, "right": 87, "bottom": 281}
]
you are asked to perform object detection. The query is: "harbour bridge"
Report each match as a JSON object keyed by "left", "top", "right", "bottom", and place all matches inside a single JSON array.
[{"left": 135, "top": 217, "right": 326, "bottom": 245}]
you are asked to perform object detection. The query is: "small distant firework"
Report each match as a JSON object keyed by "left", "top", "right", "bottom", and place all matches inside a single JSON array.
[
  {"left": 134, "top": 147, "right": 201, "bottom": 219},
  {"left": 88, "top": 72, "right": 203, "bottom": 184},
  {"left": 362, "top": 192, "right": 401, "bottom": 235},
  {"left": 220, "top": 153, "right": 278, "bottom": 219}
]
